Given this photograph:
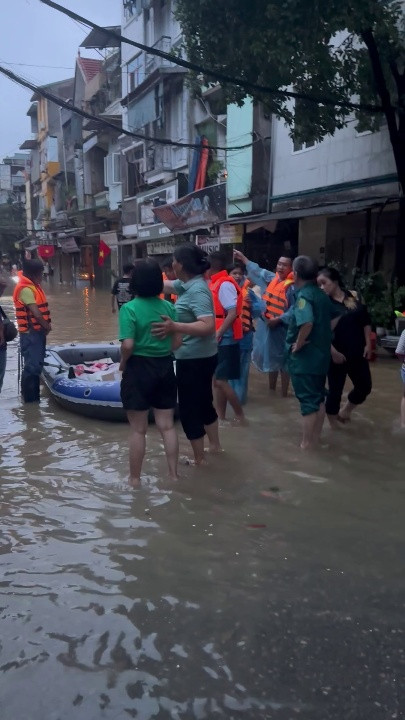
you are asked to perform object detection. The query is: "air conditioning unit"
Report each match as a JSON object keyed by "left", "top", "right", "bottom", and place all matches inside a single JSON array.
[{"left": 126, "top": 142, "right": 145, "bottom": 165}]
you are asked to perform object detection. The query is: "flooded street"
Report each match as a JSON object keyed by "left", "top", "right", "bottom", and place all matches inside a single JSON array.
[{"left": 1, "top": 284, "right": 404, "bottom": 720}]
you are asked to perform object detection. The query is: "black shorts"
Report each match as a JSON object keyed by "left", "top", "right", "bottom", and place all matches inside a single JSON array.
[
  {"left": 121, "top": 355, "right": 177, "bottom": 412},
  {"left": 215, "top": 343, "right": 241, "bottom": 381}
]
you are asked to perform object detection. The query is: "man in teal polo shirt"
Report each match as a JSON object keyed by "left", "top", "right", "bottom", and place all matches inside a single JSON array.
[{"left": 286, "top": 256, "right": 340, "bottom": 450}]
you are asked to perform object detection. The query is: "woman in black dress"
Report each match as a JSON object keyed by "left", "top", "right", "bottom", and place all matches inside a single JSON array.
[{"left": 317, "top": 268, "right": 372, "bottom": 426}]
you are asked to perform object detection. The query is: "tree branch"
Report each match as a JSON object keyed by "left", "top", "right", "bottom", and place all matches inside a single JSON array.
[{"left": 361, "top": 28, "right": 405, "bottom": 190}]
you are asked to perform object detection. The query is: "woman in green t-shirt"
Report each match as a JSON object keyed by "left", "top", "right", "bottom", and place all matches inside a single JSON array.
[{"left": 119, "top": 260, "right": 182, "bottom": 487}]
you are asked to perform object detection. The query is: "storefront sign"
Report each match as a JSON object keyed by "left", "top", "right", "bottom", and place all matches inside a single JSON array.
[
  {"left": 58, "top": 236, "right": 79, "bottom": 253},
  {"left": 138, "top": 224, "right": 172, "bottom": 240},
  {"left": 136, "top": 181, "right": 177, "bottom": 241},
  {"left": 218, "top": 223, "right": 243, "bottom": 244},
  {"left": 195, "top": 236, "right": 220, "bottom": 254},
  {"left": 148, "top": 239, "right": 176, "bottom": 255},
  {"left": 153, "top": 183, "right": 226, "bottom": 233}
]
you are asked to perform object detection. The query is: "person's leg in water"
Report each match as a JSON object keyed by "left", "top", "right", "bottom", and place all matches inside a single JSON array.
[
  {"left": 201, "top": 355, "right": 222, "bottom": 453},
  {"left": 214, "top": 378, "right": 245, "bottom": 421},
  {"left": 126, "top": 410, "right": 149, "bottom": 486},
  {"left": 269, "top": 370, "right": 278, "bottom": 391},
  {"left": 291, "top": 373, "right": 326, "bottom": 449},
  {"left": 176, "top": 357, "right": 218, "bottom": 465},
  {"left": 230, "top": 347, "right": 251, "bottom": 405},
  {"left": 301, "top": 411, "right": 319, "bottom": 450},
  {"left": 215, "top": 344, "right": 245, "bottom": 421},
  {"left": 20, "top": 330, "right": 46, "bottom": 402},
  {"left": 313, "top": 402, "right": 326, "bottom": 445},
  {"left": 401, "top": 376, "right": 405, "bottom": 428},
  {"left": 280, "top": 370, "right": 290, "bottom": 398},
  {"left": 204, "top": 419, "right": 222, "bottom": 453},
  {"left": 326, "top": 361, "right": 347, "bottom": 428},
  {"left": 153, "top": 408, "right": 179, "bottom": 480},
  {"left": 339, "top": 356, "right": 372, "bottom": 422}
]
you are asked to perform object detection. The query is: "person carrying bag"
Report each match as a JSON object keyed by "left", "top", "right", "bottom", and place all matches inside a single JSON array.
[{"left": 0, "top": 307, "right": 18, "bottom": 343}]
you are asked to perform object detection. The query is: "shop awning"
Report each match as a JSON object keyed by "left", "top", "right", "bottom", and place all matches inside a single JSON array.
[{"left": 225, "top": 196, "right": 398, "bottom": 227}]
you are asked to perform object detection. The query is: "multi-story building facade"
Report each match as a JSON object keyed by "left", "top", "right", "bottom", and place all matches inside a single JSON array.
[
  {"left": 269, "top": 116, "right": 398, "bottom": 277},
  {"left": 120, "top": 0, "right": 190, "bottom": 260},
  {"left": 20, "top": 78, "right": 75, "bottom": 277}
]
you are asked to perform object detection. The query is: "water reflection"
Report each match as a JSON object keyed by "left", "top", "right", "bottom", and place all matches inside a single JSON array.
[{"left": 0, "top": 284, "right": 404, "bottom": 719}]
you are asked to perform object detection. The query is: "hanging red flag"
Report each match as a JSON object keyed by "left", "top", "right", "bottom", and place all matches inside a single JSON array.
[
  {"left": 97, "top": 239, "right": 111, "bottom": 266},
  {"left": 37, "top": 245, "right": 55, "bottom": 259}
]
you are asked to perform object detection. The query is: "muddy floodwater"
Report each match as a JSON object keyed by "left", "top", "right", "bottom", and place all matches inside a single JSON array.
[{"left": 0, "top": 283, "right": 404, "bottom": 720}]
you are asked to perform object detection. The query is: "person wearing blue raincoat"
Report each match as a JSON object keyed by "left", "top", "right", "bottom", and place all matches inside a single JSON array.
[
  {"left": 233, "top": 250, "right": 295, "bottom": 397},
  {"left": 228, "top": 263, "right": 263, "bottom": 405}
]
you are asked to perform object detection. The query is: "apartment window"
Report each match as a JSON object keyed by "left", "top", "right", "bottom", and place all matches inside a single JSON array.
[
  {"left": 127, "top": 54, "right": 144, "bottom": 93},
  {"left": 123, "top": 0, "right": 137, "bottom": 21},
  {"left": 293, "top": 138, "right": 316, "bottom": 153},
  {"left": 104, "top": 153, "right": 122, "bottom": 187},
  {"left": 125, "top": 143, "right": 146, "bottom": 196},
  {"left": 292, "top": 97, "right": 316, "bottom": 153}
]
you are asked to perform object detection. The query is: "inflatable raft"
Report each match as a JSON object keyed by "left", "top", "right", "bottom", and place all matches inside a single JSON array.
[{"left": 42, "top": 343, "right": 127, "bottom": 421}]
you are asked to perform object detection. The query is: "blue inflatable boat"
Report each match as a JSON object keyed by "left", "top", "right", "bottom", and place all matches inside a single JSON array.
[{"left": 42, "top": 343, "right": 127, "bottom": 421}]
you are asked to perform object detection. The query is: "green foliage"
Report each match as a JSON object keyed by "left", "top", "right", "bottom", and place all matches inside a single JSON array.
[
  {"left": 175, "top": 0, "right": 404, "bottom": 143},
  {"left": 206, "top": 159, "right": 224, "bottom": 185},
  {"left": 394, "top": 285, "right": 405, "bottom": 310},
  {"left": 354, "top": 271, "right": 398, "bottom": 329}
]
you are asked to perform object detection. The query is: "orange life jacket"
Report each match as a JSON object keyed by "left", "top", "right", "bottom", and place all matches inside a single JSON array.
[
  {"left": 241, "top": 279, "right": 253, "bottom": 334},
  {"left": 210, "top": 270, "right": 243, "bottom": 341},
  {"left": 13, "top": 274, "right": 51, "bottom": 333},
  {"left": 263, "top": 272, "right": 294, "bottom": 320},
  {"left": 160, "top": 272, "right": 176, "bottom": 303}
]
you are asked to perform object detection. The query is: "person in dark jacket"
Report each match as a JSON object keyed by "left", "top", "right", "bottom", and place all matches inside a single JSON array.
[{"left": 317, "top": 267, "right": 372, "bottom": 426}]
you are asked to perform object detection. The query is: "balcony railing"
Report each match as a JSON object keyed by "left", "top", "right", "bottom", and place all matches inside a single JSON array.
[
  {"left": 145, "top": 143, "right": 188, "bottom": 175},
  {"left": 128, "top": 36, "right": 178, "bottom": 94}
]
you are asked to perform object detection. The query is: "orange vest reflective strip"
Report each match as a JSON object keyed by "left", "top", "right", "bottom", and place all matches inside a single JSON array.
[
  {"left": 160, "top": 272, "right": 176, "bottom": 303},
  {"left": 13, "top": 275, "right": 51, "bottom": 333},
  {"left": 263, "top": 273, "right": 294, "bottom": 320},
  {"left": 241, "top": 279, "right": 253, "bottom": 333},
  {"left": 210, "top": 270, "right": 243, "bottom": 341}
]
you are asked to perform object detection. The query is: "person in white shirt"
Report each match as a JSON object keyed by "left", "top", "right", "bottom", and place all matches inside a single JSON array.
[{"left": 207, "top": 252, "right": 245, "bottom": 422}]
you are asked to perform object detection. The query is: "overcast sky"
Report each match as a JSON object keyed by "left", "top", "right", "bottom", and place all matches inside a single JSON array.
[{"left": 0, "top": 0, "right": 120, "bottom": 161}]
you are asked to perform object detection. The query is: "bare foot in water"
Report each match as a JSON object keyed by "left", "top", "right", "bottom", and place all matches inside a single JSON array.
[
  {"left": 300, "top": 441, "right": 316, "bottom": 451},
  {"left": 232, "top": 415, "right": 249, "bottom": 427},
  {"left": 180, "top": 456, "right": 208, "bottom": 467},
  {"left": 208, "top": 444, "right": 223, "bottom": 454},
  {"left": 129, "top": 477, "right": 141, "bottom": 488},
  {"left": 338, "top": 401, "right": 353, "bottom": 422},
  {"left": 328, "top": 415, "right": 340, "bottom": 429}
]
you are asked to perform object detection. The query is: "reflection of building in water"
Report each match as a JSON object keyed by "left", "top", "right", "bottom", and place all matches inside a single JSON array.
[{"left": 82, "top": 286, "right": 90, "bottom": 327}]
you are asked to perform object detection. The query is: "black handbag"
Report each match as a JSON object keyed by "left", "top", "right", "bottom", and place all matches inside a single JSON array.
[{"left": 0, "top": 307, "right": 18, "bottom": 342}]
